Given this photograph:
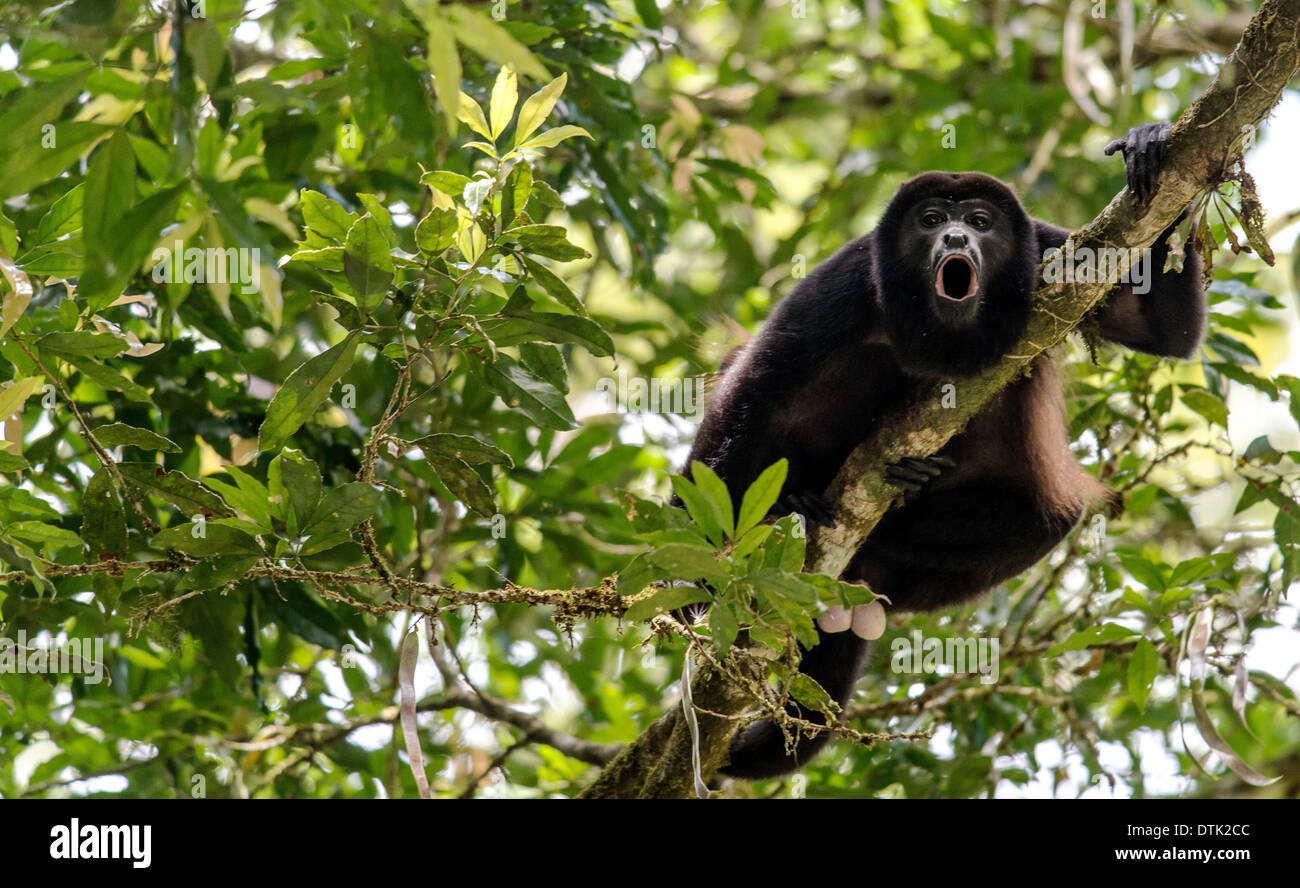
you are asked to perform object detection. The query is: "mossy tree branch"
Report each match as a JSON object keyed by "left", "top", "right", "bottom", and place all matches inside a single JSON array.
[{"left": 579, "top": 0, "right": 1300, "bottom": 799}]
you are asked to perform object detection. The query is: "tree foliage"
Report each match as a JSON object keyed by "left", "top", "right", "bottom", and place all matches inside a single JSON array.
[{"left": 0, "top": 0, "right": 1298, "bottom": 799}]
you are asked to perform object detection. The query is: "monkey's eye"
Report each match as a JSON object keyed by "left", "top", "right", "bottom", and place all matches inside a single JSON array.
[
  {"left": 921, "top": 211, "right": 945, "bottom": 227},
  {"left": 969, "top": 212, "right": 991, "bottom": 230}
]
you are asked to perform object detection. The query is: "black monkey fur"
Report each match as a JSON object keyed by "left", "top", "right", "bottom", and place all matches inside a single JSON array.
[{"left": 680, "top": 124, "right": 1206, "bottom": 780}]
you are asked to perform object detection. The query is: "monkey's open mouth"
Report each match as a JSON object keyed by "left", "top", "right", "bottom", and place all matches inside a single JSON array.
[{"left": 936, "top": 255, "right": 978, "bottom": 301}]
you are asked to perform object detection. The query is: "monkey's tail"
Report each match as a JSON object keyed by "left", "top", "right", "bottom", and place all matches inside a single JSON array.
[{"left": 719, "top": 628, "right": 872, "bottom": 781}]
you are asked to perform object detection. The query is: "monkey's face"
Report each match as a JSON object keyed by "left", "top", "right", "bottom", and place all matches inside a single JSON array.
[{"left": 903, "top": 198, "right": 1014, "bottom": 326}]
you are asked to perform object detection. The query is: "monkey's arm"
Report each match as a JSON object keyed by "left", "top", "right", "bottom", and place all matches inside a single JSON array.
[
  {"left": 1056, "top": 122, "right": 1205, "bottom": 358},
  {"left": 684, "top": 241, "right": 879, "bottom": 516},
  {"left": 1033, "top": 213, "right": 1204, "bottom": 359}
]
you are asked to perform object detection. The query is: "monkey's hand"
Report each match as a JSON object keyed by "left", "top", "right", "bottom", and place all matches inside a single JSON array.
[
  {"left": 1104, "top": 122, "right": 1171, "bottom": 204},
  {"left": 774, "top": 489, "right": 836, "bottom": 526},
  {"left": 884, "top": 455, "right": 955, "bottom": 502}
]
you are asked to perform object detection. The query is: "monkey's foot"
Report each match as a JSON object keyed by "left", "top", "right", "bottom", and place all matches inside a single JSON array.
[{"left": 884, "top": 455, "right": 955, "bottom": 501}]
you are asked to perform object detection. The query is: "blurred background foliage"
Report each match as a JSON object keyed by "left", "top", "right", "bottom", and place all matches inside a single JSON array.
[{"left": 0, "top": 0, "right": 1297, "bottom": 798}]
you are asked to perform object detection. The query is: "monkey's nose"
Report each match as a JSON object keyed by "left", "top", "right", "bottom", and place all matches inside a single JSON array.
[{"left": 943, "top": 230, "right": 968, "bottom": 248}]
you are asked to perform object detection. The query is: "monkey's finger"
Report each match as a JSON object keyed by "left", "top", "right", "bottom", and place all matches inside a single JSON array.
[
  {"left": 1103, "top": 138, "right": 1126, "bottom": 157},
  {"left": 818, "top": 605, "right": 852, "bottom": 633},
  {"left": 899, "top": 457, "right": 943, "bottom": 476},
  {"left": 1129, "top": 142, "right": 1148, "bottom": 202},
  {"left": 1143, "top": 136, "right": 1165, "bottom": 199},
  {"left": 783, "top": 493, "right": 834, "bottom": 526},
  {"left": 927, "top": 455, "right": 958, "bottom": 468},
  {"left": 804, "top": 495, "right": 837, "bottom": 524},
  {"left": 885, "top": 465, "right": 931, "bottom": 486}
]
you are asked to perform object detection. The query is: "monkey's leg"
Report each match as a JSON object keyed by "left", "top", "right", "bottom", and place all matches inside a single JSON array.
[{"left": 853, "top": 481, "right": 1081, "bottom": 611}]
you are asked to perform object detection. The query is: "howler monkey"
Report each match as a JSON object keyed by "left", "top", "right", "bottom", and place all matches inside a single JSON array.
[{"left": 682, "top": 123, "right": 1205, "bottom": 780}]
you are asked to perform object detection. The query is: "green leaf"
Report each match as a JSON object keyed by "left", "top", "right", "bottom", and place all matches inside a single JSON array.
[
  {"left": 0, "top": 452, "right": 29, "bottom": 472},
  {"left": 1181, "top": 388, "right": 1228, "bottom": 428},
  {"left": 518, "top": 342, "right": 567, "bottom": 393},
  {"left": 300, "top": 189, "right": 358, "bottom": 244},
  {"left": 502, "top": 161, "right": 533, "bottom": 225},
  {"left": 1046, "top": 623, "right": 1139, "bottom": 657},
  {"left": 0, "top": 376, "right": 44, "bottom": 420},
  {"left": 412, "top": 2, "right": 460, "bottom": 132},
  {"left": 80, "top": 128, "right": 135, "bottom": 257},
  {"left": 514, "top": 125, "right": 593, "bottom": 153},
  {"left": 176, "top": 555, "right": 260, "bottom": 592},
  {"left": 648, "top": 542, "right": 729, "bottom": 583},
  {"left": 81, "top": 469, "right": 127, "bottom": 558},
  {"left": 261, "top": 585, "right": 346, "bottom": 649},
  {"left": 1128, "top": 638, "right": 1158, "bottom": 712},
  {"left": 456, "top": 91, "right": 492, "bottom": 139},
  {"left": 748, "top": 568, "right": 818, "bottom": 607},
  {"left": 710, "top": 600, "right": 741, "bottom": 656},
  {"left": 421, "top": 170, "right": 473, "bottom": 199},
  {"left": 442, "top": 6, "right": 551, "bottom": 82},
  {"left": 505, "top": 224, "right": 588, "bottom": 262},
  {"left": 522, "top": 256, "right": 585, "bottom": 314},
  {"left": 480, "top": 352, "right": 576, "bottom": 430},
  {"left": 0, "top": 538, "right": 54, "bottom": 595},
  {"left": 514, "top": 73, "right": 567, "bottom": 146},
  {"left": 736, "top": 459, "right": 788, "bottom": 535},
  {"left": 94, "top": 423, "right": 181, "bottom": 452},
  {"left": 489, "top": 66, "right": 518, "bottom": 140},
  {"left": 37, "top": 331, "right": 124, "bottom": 359},
  {"left": 302, "top": 482, "right": 383, "bottom": 538},
  {"left": 1168, "top": 553, "right": 1234, "bottom": 587},
  {"left": 624, "top": 581, "right": 712, "bottom": 623},
  {"left": 788, "top": 673, "right": 838, "bottom": 718},
  {"left": 0, "top": 68, "right": 94, "bottom": 201},
  {"left": 633, "top": 0, "right": 663, "bottom": 28},
  {"left": 152, "top": 519, "right": 263, "bottom": 558},
  {"left": 65, "top": 355, "right": 153, "bottom": 403},
  {"left": 118, "top": 645, "right": 167, "bottom": 670},
  {"left": 415, "top": 207, "right": 457, "bottom": 255},
  {"left": 690, "top": 461, "right": 735, "bottom": 539},
  {"left": 0, "top": 247, "right": 34, "bottom": 339},
  {"left": 4, "top": 520, "right": 84, "bottom": 552},
  {"left": 269, "top": 450, "right": 322, "bottom": 536},
  {"left": 117, "top": 462, "right": 231, "bottom": 517},
  {"left": 806, "top": 573, "right": 878, "bottom": 607},
  {"left": 343, "top": 214, "right": 395, "bottom": 311},
  {"left": 417, "top": 433, "right": 514, "bottom": 467},
  {"left": 1117, "top": 554, "right": 1167, "bottom": 592},
  {"left": 82, "top": 185, "right": 185, "bottom": 310},
  {"left": 670, "top": 475, "right": 724, "bottom": 546},
  {"left": 259, "top": 332, "right": 361, "bottom": 452},
  {"left": 202, "top": 473, "right": 273, "bottom": 531},
  {"left": 731, "top": 524, "right": 772, "bottom": 560},
  {"left": 426, "top": 453, "right": 496, "bottom": 517},
  {"left": 485, "top": 311, "right": 613, "bottom": 357}
]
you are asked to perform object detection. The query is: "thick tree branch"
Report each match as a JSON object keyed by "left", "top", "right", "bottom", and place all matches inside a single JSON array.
[{"left": 580, "top": 0, "right": 1300, "bottom": 799}]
